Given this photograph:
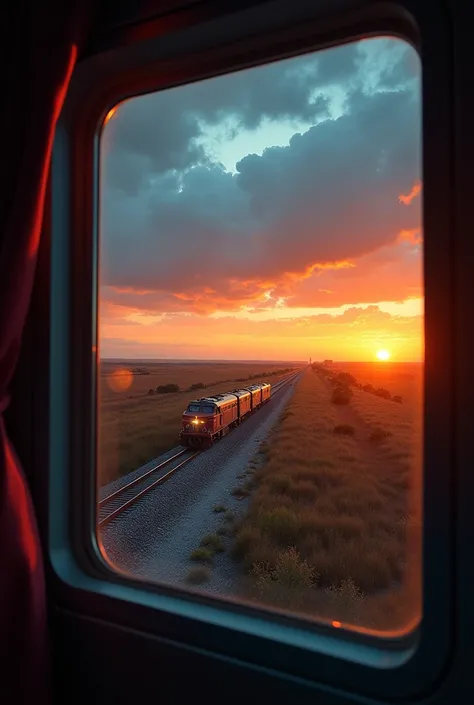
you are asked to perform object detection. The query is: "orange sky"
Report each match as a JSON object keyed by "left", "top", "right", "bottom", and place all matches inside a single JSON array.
[{"left": 98, "top": 37, "right": 423, "bottom": 362}]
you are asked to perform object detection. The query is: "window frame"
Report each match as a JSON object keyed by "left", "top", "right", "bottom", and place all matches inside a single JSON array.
[{"left": 46, "top": 0, "right": 455, "bottom": 699}]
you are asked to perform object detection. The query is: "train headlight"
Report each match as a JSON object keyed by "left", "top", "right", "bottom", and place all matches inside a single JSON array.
[{"left": 192, "top": 418, "right": 200, "bottom": 425}]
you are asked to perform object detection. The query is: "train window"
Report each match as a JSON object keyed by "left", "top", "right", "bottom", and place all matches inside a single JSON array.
[{"left": 97, "top": 36, "right": 422, "bottom": 636}]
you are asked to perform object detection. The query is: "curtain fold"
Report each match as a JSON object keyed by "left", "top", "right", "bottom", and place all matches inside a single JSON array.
[{"left": 0, "top": 2, "right": 93, "bottom": 702}]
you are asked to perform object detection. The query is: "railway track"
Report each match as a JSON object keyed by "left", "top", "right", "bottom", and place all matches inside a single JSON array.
[
  {"left": 98, "top": 449, "right": 200, "bottom": 527},
  {"left": 98, "top": 368, "right": 301, "bottom": 527}
]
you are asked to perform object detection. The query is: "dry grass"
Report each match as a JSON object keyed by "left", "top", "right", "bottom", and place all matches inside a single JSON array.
[
  {"left": 98, "top": 361, "right": 301, "bottom": 485},
  {"left": 233, "top": 366, "right": 422, "bottom": 632}
]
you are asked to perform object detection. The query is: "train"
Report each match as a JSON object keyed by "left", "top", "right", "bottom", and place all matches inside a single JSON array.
[{"left": 179, "top": 381, "right": 272, "bottom": 448}]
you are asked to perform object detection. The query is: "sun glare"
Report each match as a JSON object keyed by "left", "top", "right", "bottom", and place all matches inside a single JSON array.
[{"left": 376, "top": 349, "right": 391, "bottom": 361}]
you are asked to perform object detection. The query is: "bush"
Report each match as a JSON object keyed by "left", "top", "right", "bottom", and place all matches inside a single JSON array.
[
  {"left": 190, "top": 547, "right": 213, "bottom": 563},
  {"left": 232, "top": 486, "right": 251, "bottom": 498},
  {"left": 331, "top": 386, "right": 352, "bottom": 405},
  {"left": 252, "top": 547, "right": 316, "bottom": 591},
  {"left": 369, "top": 428, "right": 392, "bottom": 442},
  {"left": 257, "top": 507, "right": 300, "bottom": 545},
  {"left": 362, "top": 384, "right": 375, "bottom": 393},
  {"left": 147, "top": 389, "right": 154, "bottom": 395},
  {"left": 200, "top": 534, "right": 225, "bottom": 553},
  {"left": 232, "top": 525, "right": 261, "bottom": 560},
  {"left": 393, "top": 395, "right": 403, "bottom": 404},
  {"left": 334, "top": 372, "right": 357, "bottom": 387},
  {"left": 325, "top": 578, "right": 365, "bottom": 610},
  {"left": 374, "top": 387, "right": 391, "bottom": 400},
  {"left": 189, "top": 382, "right": 206, "bottom": 391},
  {"left": 334, "top": 424, "right": 355, "bottom": 436},
  {"left": 156, "top": 383, "right": 179, "bottom": 394}
]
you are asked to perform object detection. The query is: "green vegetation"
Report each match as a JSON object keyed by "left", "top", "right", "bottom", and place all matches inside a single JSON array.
[
  {"left": 190, "top": 547, "right": 214, "bottom": 563},
  {"left": 231, "top": 367, "right": 421, "bottom": 630}
]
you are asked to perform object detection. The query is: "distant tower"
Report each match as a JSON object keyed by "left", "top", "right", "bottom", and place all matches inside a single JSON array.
[{"left": 309, "top": 357, "right": 312, "bottom": 364}]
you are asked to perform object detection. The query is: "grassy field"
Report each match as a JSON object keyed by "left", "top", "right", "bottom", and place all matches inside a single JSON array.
[
  {"left": 330, "top": 360, "right": 422, "bottom": 405},
  {"left": 98, "top": 360, "right": 303, "bottom": 486},
  {"left": 230, "top": 363, "right": 422, "bottom": 633}
]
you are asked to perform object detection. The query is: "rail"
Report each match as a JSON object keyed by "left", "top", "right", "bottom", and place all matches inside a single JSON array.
[
  {"left": 98, "top": 449, "right": 200, "bottom": 527},
  {"left": 98, "top": 368, "right": 301, "bottom": 527}
]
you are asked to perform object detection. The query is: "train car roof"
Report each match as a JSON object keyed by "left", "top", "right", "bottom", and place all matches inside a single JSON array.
[
  {"left": 231, "top": 388, "right": 252, "bottom": 396},
  {"left": 204, "top": 393, "right": 238, "bottom": 405},
  {"left": 246, "top": 383, "right": 267, "bottom": 391}
]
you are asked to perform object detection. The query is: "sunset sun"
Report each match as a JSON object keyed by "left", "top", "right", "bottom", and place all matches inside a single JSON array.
[{"left": 376, "top": 349, "right": 391, "bottom": 361}]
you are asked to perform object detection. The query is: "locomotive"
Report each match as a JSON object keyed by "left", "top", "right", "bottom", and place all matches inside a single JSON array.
[{"left": 179, "top": 382, "right": 271, "bottom": 448}]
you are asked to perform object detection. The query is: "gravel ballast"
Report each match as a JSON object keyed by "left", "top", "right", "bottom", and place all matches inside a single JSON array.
[{"left": 99, "top": 378, "right": 299, "bottom": 597}]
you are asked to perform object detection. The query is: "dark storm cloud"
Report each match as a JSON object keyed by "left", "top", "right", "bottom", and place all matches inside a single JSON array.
[
  {"left": 100, "top": 39, "right": 421, "bottom": 313},
  {"left": 101, "top": 40, "right": 364, "bottom": 191}
]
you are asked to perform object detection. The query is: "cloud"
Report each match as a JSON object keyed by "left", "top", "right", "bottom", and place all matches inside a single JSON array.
[
  {"left": 100, "top": 304, "right": 423, "bottom": 360},
  {"left": 100, "top": 41, "right": 365, "bottom": 192},
  {"left": 100, "top": 37, "right": 421, "bottom": 320}
]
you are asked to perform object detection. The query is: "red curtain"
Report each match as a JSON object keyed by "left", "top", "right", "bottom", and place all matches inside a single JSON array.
[{"left": 0, "top": 2, "right": 93, "bottom": 702}]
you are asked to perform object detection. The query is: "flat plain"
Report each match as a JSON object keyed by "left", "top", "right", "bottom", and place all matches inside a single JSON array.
[
  {"left": 98, "top": 360, "right": 302, "bottom": 485},
  {"left": 229, "top": 362, "right": 422, "bottom": 632}
]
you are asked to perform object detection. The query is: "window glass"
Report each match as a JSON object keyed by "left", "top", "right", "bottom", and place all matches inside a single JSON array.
[
  {"left": 98, "top": 37, "right": 422, "bottom": 635},
  {"left": 201, "top": 405, "right": 215, "bottom": 414}
]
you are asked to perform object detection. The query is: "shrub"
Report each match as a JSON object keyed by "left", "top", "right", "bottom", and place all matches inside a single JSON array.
[
  {"left": 273, "top": 547, "right": 316, "bottom": 588},
  {"left": 333, "top": 424, "right": 355, "bottom": 436},
  {"left": 369, "top": 428, "right": 392, "bottom": 442},
  {"left": 156, "top": 383, "right": 180, "bottom": 394},
  {"left": 334, "top": 371, "right": 357, "bottom": 387},
  {"left": 325, "top": 578, "right": 365, "bottom": 610},
  {"left": 189, "top": 382, "right": 206, "bottom": 391},
  {"left": 147, "top": 389, "right": 154, "bottom": 395},
  {"left": 374, "top": 387, "right": 391, "bottom": 400},
  {"left": 232, "top": 486, "right": 251, "bottom": 498},
  {"left": 393, "top": 395, "right": 403, "bottom": 404},
  {"left": 232, "top": 525, "right": 261, "bottom": 560},
  {"left": 331, "top": 386, "right": 352, "bottom": 405},
  {"left": 190, "top": 547, "right": 213, "bottom": 563},
  {"left": 200, "top": 534, "right": 225, "bottom": 553},
  {"left": 256, "top": 506, "right": 300, "bottom": 545},
  {"left": 252, "top": 547, "right": 316, "bottom": 591},
  {"left": 213, "top": 504, "right": 226, "bottom": 513},
  {"left": 362, "top": 384, "right": 375, "bottom": 393}
]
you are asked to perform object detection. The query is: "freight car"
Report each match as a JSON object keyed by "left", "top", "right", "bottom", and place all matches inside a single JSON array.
[{"left": 179, "top": 381, "right": 271, "bottom": 448}]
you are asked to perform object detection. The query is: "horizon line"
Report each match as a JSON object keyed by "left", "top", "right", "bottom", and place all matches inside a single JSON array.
[{"left": 99, "top": 357, "right": 423, "bottom": 363}]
